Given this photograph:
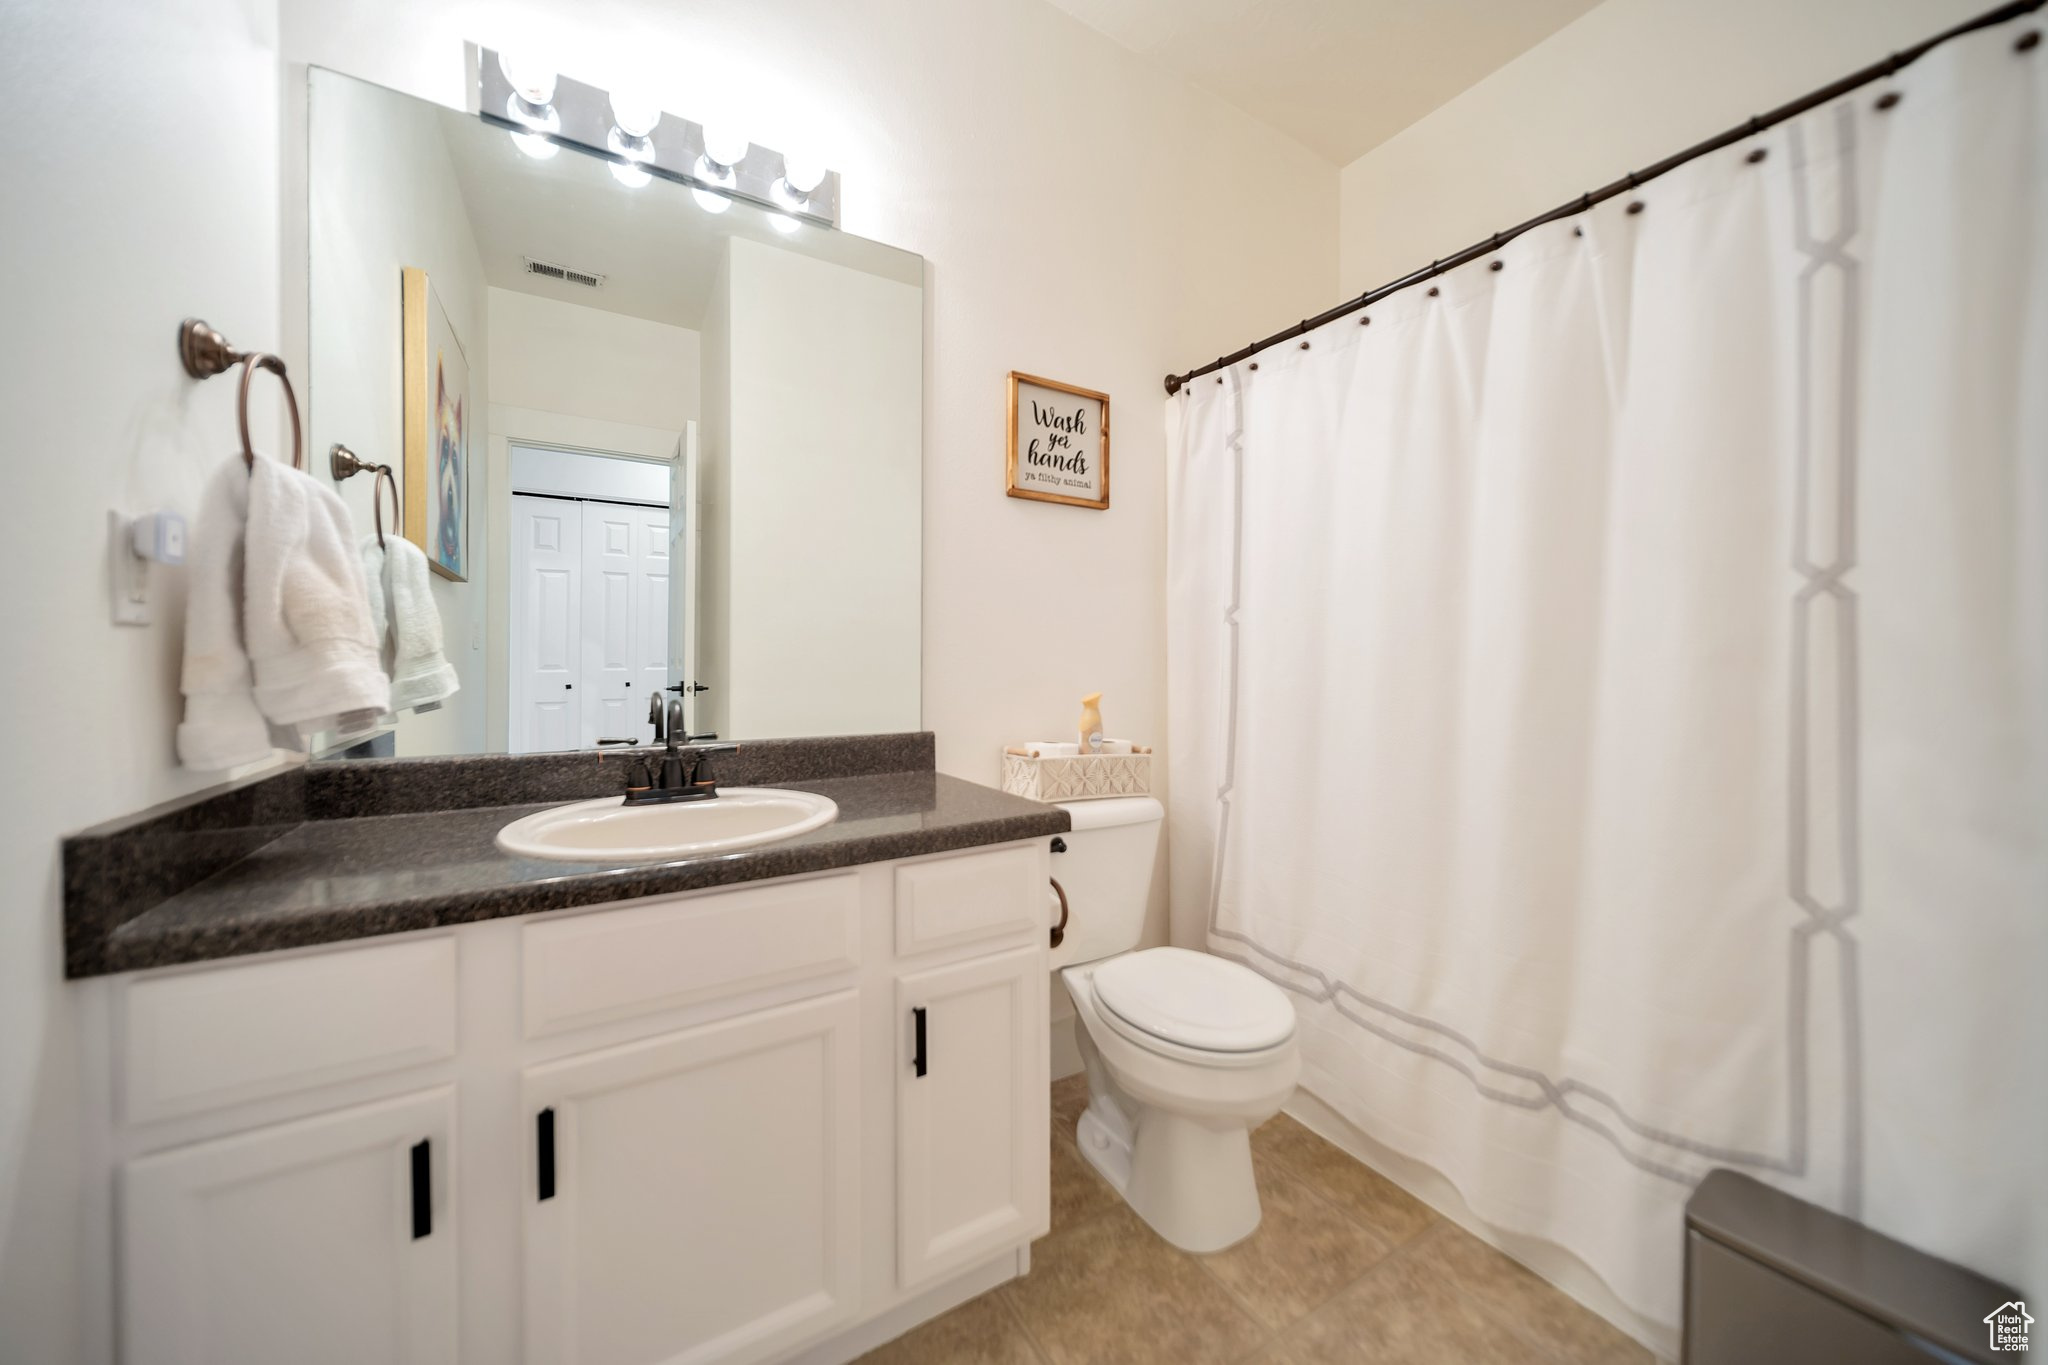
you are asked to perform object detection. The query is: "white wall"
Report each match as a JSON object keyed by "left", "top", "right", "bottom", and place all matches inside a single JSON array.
[
  {"left": 1338, "top": 0, "right": 1987, "bottom": 291},
  {"left": 487, "top": 288, "right": 699, "bottom": 431},
  {"left": 484, "top": 286, "right": 696, "bottom": 748},
  {"left": 697, "top": 254, "right": 734, "bottom": 740},
  {"left": 309, "top": 69, "right": 491, "bottom": 756},
  {"left": 0, "top": 1, "right": 283, "bottom": 1358},
  {"left": 718, "top": 237, "right": 922, "bottom": 739}
]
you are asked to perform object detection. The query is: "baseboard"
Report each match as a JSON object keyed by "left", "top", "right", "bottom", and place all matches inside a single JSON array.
[
  {"left": 1284, "top": 1088, "right": 1679, "bottom": 1363},
  {"left": 780, "top": 1246, "right": 1028, "bottom": 1365}
]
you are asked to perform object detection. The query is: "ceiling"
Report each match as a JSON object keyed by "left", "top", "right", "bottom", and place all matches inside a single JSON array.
[{"left": 1039, "top": 0, "right": 1602, "bottom": 165}]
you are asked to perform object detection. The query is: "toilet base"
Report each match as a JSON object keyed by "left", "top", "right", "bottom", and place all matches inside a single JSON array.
[{"left": 1073, "top": 1094, "right": 1264, "bottom": 1254}]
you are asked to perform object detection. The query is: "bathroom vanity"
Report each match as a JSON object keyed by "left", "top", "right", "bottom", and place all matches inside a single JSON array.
[{"left": 63, "top": 735, "right": 1069, "bottom": 1365}]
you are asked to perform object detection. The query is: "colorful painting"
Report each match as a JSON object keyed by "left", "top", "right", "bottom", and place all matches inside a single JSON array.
[{"left": 402, "top": 266, "right": 471, "bottom": 581}]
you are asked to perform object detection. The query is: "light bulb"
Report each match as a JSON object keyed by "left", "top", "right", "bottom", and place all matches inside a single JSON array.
[
  {"left": 609, "top": 92, "right": 662, "bottom": 141},
  {"left": 768, "top": 212, "right": 800, "bottom": 235},
  {"left": 511, "top": 130, "right": 559, "bottom": 160},
  {"left": 607, "top": 125, "right": 653, "bottom": 163},
  {"left": 497, "top": 52, "right": 557, "bottom": 109},
  {"left": 691, "top": 187, "right": 732, "bottom": 214},
  {"left": 610, "top": 161, "right": 651, "bottom": 188},
  {"left": 781, "top": 154, "right": 826, "bottom": 195},
  {"left": 701, "top": 126, "right": 749, "bottom": 170}
]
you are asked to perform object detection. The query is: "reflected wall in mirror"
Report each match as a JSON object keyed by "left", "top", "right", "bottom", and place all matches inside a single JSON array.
[{"left": 308, "top": 68, "right": 923, "bottom": 760}]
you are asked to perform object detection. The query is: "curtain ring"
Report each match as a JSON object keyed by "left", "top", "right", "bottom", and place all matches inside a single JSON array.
[{"left": 237, "top": 353, "right": 303, "bottom": 471}]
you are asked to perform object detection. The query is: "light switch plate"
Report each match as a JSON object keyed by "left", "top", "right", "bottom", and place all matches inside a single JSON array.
[{"left": 109, "top": 510, "right": 150, "bottom": 625}]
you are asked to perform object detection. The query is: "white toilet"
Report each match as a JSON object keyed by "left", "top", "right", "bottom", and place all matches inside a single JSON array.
[{"left": 1050, "top": 797, "right": 1300, "bottom": 1253}]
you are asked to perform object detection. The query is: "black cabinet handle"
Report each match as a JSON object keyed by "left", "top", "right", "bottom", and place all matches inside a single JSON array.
[
  {"left": 410, "top": 1139, "right": 431, "bottom": 1239},
  {"left": 537, "top": 1108, "right": 556, "bottom": 1201},
  {"left": 913, "top": 1006, "right": 928, "bottom": 1078}
]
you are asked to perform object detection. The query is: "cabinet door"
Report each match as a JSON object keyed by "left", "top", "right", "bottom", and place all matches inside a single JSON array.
[
  {"left": 895, "top": 945, "right": 1048, "bottom": 1290},
  {"left": 524, "top": 991, "right": 861, "bottom": 1365},
  {"left": 121, "top": 1087, "right": 456, "bottom": 1365}
]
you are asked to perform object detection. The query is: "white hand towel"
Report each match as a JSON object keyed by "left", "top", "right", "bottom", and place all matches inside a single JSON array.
[
  {"left": 242, "top": 456, "right": 389, "bottom": 734},
  {"left": 176, "top": 458, "right": 272, "bottom": 769},
  {"left": 374, "top": 533, "right": 459, "bottom": 713}
]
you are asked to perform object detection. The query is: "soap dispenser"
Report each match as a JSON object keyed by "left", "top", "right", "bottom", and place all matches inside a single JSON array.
[{"left": 1078, "top": 692, "right": 1104, "bottom": 754}]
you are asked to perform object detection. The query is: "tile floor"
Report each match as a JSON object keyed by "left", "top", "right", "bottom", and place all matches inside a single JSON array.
[{"left": 858, "top": 1074, "right": 1654, "bottom": 1365}]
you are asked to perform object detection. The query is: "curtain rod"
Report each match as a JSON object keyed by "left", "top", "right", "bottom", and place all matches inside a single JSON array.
[{"left": 1164, "top": 0, "right": 2044, "bottom": 396}]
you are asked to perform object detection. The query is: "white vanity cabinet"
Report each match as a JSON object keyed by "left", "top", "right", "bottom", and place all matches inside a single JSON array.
[
  {"left": 522, "top": 992, "right": 863, "bottom": 1365},
  {"left": 895, "top": 947, "right": 1047, "bottom": 1290},
  {"left": 121, "top": 1087, "right": 458, "bottom": 1365},
  {"left": 92, "top": 837, "right": 1052, "bottom": 1365}
]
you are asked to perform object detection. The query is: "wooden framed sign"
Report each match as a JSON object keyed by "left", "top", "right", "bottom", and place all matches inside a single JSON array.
[{"left": 1007, "top": 372, "right": 1109, "bottom": 510}]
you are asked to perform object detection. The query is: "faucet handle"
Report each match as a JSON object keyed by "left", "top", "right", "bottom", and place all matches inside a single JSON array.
[
  {"left": 688, "top": 741, "right": 739, "bottom": 789},
  {"left": 647, "top": 692, "right": 665, "bottom": 740}
]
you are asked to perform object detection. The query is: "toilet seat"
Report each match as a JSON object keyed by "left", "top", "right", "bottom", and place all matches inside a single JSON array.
[{"left": 1090, "top": 947, "right": 1296, "bottom": 1059}]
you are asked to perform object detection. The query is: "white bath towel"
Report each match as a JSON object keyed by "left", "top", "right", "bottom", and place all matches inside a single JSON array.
[
  {"left": 177, "top": 456, "right": 389, "bottom": 769},
  {"left": 175, "top": 459, "right": 271, "bottom": 769},
  {"left": 360, "top": 532, "right": 459, "bottom": 715}
]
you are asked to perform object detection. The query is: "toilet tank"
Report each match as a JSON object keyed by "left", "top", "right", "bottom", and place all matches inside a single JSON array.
[{"left": 1048, "top": 797, "right": 1165, "bottom": 969}]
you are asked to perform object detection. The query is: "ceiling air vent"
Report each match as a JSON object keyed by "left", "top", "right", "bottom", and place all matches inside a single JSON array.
[{"left": 523, "top": 257, "right": 606, "bottom": 289}]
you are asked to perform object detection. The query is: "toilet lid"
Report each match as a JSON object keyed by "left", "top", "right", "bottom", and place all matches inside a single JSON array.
[{"left": 1091, "top": 947, "right": 1296, "bottom": 1053}]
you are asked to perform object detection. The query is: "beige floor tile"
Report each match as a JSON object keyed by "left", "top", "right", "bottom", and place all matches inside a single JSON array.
[
  {"left": 1003, "top": 1205, "right": 1269, "bottom": 1365},
  {"left": 1270, "top": 1240, "right": 1535, "bottom": 1365},
  {"left": 1049, "top": 1128, "right": 1123, "bottom": 1233},
  {"left": 1407, "top": 1221, "right": 1652, "bottom": 1363},
  {"left": 1050, "top": 1071, "right": 1092, "bottom": 1137},
  {"left": 1253, "top": 1115, "right": 1436, "bottom": 1247},
  {"left": 853, "top": 1290, "right": 1044, "bottom": 1365},
  {"left": 1198, "top": 1159, "right": 1394, "bottom": 1330}
]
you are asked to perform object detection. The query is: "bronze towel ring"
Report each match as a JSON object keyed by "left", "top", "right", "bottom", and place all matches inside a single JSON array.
[
  {"left": 331, "top": 442, "right": 401, "bottom": 549},
  {"left": 1049, "top": 877, "right": 1070, "bottom": 949},
  {"left": 179, "top": 319, "right": 305, "bottom": 471}
]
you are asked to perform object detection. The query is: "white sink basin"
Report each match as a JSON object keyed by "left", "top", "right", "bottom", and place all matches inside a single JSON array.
[{"left": 495, "top": 787, "right": 839, "bottom": 862}]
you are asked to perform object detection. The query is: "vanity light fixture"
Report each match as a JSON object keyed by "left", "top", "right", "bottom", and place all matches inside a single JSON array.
[
  {"left": 606, "top": 91, "right": 660, "bottom": 174},
  {"left": 774, "top": 152, "right": 828, "bottom": 210},
  {"left": 497, "top": 52, "right": 558, "bottom": 111},
  {"left": 473, "top": 45, "right": 842, "bottom": 226},
  {"left": 512, "top": 130, "right": 560, "bottom": 160},
  {"left": 497, "top": 51, "right": 564, "bottom": 159},
  {"left": 700, "top": 126, "right": 751, "bottom": 173}
]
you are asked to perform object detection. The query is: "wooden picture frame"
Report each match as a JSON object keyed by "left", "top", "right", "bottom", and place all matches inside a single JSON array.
[
  {"left": 401, "top": 265, "right": 473, "bottom": 581},
  {"left": 1006, "top": 371, "right": 1109, "bottom": 510}
]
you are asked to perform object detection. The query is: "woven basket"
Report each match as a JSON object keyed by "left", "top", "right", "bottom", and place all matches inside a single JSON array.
[{"left": 1000, "top": 750, "right": 1152, "bottom": 802}]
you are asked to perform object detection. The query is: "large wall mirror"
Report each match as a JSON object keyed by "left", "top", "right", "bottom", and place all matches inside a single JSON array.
[{"left": 308, "top": 67, "right": 923, "bottom": 760}]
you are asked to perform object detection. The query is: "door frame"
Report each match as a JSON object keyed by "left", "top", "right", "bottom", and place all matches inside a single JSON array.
[
  {"left": 498, "top": 431, "right": 683, "bottom": 753},
  {"left": 486, "top": 410, "right": 684, "bottom": 753}
]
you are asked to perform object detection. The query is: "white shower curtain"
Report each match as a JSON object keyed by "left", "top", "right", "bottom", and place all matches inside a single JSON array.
[{"left": 1167, "top": 20, "right": 2044, "bottom": 1332}]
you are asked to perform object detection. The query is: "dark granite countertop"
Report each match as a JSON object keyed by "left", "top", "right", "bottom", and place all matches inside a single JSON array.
[{"left": 63, "top": 735, "right": 1071, "bottom": 977}]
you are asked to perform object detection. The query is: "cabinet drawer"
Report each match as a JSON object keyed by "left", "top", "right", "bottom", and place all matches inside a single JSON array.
[
  {"left": 522, "top": 874, "right": 861, "bottom": 1037},
  {"left": 894, "top": 844, "right": 1043, "bottom": 956},
  {"left": 122, "top": 936, "right": 457, "bottom": 1124}
]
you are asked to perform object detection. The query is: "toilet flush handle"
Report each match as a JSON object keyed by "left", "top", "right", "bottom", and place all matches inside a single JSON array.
[{"left": 1049, "top": 877, "right": 1070, "bottom": 949}]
